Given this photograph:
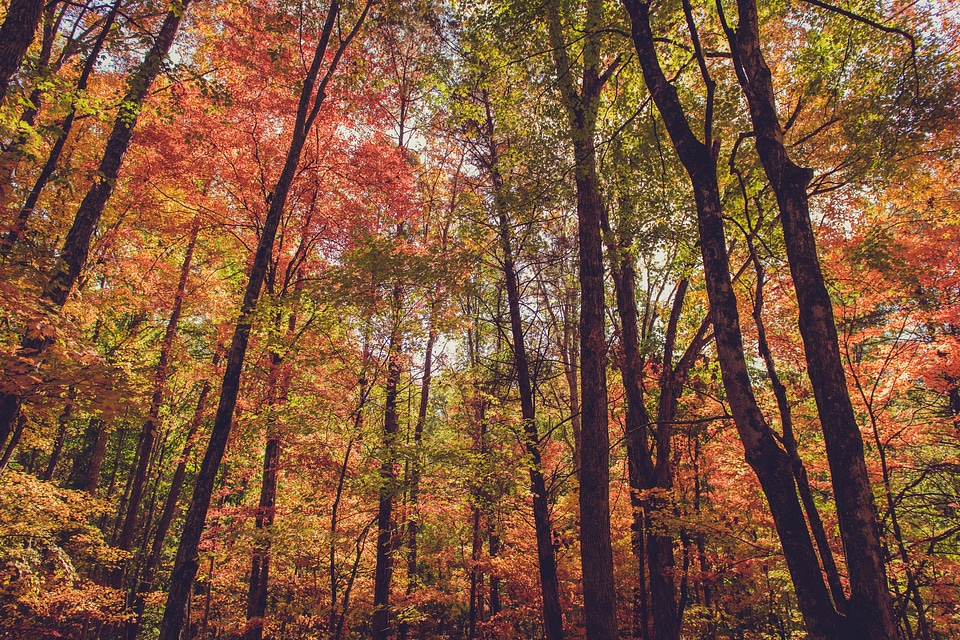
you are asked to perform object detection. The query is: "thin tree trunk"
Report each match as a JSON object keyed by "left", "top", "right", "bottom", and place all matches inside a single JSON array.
[
  {"left": 722, "top": 3, "right": 895, "bottom": 637},
  {"left": 372, "top": 342, "right": 401, "bottom": 640},
  {"left": 244, "top": 318, "right": 295, "bottom": 640},
  {"left": 125, "top": 373, "right": 213, "bottom": 640},
  {"left": 157, "top": 6, "right": 370, "bottom": 638},
  {"left": 116, "top": 221, "right": 199, "bottom": 574},
  {"left": 622, "top": 2, "right": 843, "bottom": 637},
  {"left": 0, "top": 413, "right": 25, "bottom": 472},
  {"left": 494, "top": 186, "right": 565, "bottom": 640},
  {"left": 398, "top": 327, "right": 436, "bottom": 640},
  {"left": 42, "top": 391, "right": 73, "bottom": 481}
]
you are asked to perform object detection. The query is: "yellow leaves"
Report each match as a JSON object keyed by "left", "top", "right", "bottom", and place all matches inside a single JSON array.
[{"left": 0, "top": 472, "right": 126, "bottom": 627}]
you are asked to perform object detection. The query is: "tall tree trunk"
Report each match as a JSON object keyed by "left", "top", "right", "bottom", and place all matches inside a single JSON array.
[
  {"left": 0, "top": 0, "right": 45, "bottom": 103},
  {"left": 115, "top": 221, "right": 199, "bottom": 577},
  {"left": 157, "top": 5, "right": 371, "bottom": 639},
  {"left": 546, "top": 2, "right": 618, "bottom": 636},
  {"left": 398, "top": 327, "right": 436, "bottom": 640},
  {"left": 244, "top": 317, "right": 295, "bottom": 640},
  {"left": 372, "top": 316, "right": 402, "bottom": 640},
  {"left": 722, "top": 4, "right": 895, "bottom": 638},
  {"left": 0, "top": 0, "right": 192, "bottom": 440},
  {"left": 495, "top": 183, "right": 565, "bottom": 640},
  {"left": 622, "top": 2, "right": 844, "bottom": 638}
]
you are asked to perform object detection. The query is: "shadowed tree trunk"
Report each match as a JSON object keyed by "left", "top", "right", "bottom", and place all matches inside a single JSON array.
[
  {"left": 0, "top": 0, "right": 45, "bottom": 103},
  {"left": 622, "top": 1, "right": 845, "bottom": 637},
  {"left": 66, "top": 417, "right": 108, "bottom": 493},
  {"left": 721, "top": 3, "right": 896, "bottom": 637},
  {"left": 545, "top": 2, "right": 620, "bottom": 637}
]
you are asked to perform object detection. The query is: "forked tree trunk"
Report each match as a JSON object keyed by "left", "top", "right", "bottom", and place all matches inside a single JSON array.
[
  {"left": 722, "top": 3, "right": 896, "bottom": 637},
  {"left": 622, "top": 2, "right": 844, "bottom": 637}
]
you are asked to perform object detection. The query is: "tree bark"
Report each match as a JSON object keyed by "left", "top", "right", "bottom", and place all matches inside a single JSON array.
[
  {"left": 495, "top": 183, "right": 565, "bottom": 640},
  {"left": 0, "top": 0, "right": 45, "bottom": 103},
  {"left": 722, "top": 3, "right": 896, "bottom": 638}
]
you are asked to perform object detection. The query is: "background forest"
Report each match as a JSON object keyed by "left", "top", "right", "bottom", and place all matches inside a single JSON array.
[{"left": 0, "top": 0, "right": 958, "bottom": 639}]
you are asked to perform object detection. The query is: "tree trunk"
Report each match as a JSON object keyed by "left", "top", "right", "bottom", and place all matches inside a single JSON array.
[
  {"left": 157, "top": 4, "right": 371, "bottom": 638},
  {"left": 0, "top": 413, "right": 25, "bottom": 471},
  {"left": 495, "top": 187, "right": 565, "bottom": 640},
  {"left": 398, "top": 327, "right": 436, "bottom": 640},
  {"left": 546, "top": 2, "right": 618, "bottom": 636},
  {"left": 0, "top": 0, "right": 44, "bottom": 103},
  {"left": 116, "top": 221, "right": 198, "bottom": 576},
  {"left": 66, "top": 417, "right": 108, "bottom": 493},
  {"left": 622, "top": 2, "right": 844, "bottom": 638},
  {"left": 125, "top": 374, "right": 213, "bottom": 640},
  {"left": 372, "top": 344, "right": 401, "bottom": 640},
  {"left": 42, "top": 392, "right": 73, "bottom": 481},
  {"left": 244, "top": 336, "right": 294, "bottom": 640},
  {"left": 723, "top": 4, "right": 896, "bottom": 638}
]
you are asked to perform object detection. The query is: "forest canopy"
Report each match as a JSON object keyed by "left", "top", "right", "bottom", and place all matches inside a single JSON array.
[{"left": 0, "top": 0, "right": 958, "bottom": 639}]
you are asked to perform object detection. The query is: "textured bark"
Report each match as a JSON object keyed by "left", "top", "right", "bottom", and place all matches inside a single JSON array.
[
  {"left": 546, "top": 3, "right": 618, "bottom": 636},
  {"left": 622, "top": 2, "right": 844, "bottom": 638},
  {"left": 157, "top": 5, "right": 370, "bottom": 638},
  {"left": 66, "top": 417, "right": 108, "bottom": 493},
  {"left": 722, "top": 3, "right": 895, "bottom": 638},
  {"left": 0, "top": 0, "right": 44, "bottom": 103}
]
